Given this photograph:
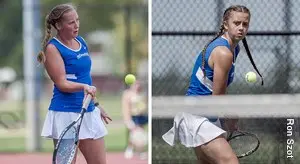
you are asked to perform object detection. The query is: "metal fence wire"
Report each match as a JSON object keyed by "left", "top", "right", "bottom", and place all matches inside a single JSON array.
[
  {"left": 152, "top": 117, "right": 300, "bottom": 164},
  {"left": 152, "top": 0, "right": 300, "bottom": 164},
  {"left": 152, "top": 0, "right": 300, "bottom": 96}
]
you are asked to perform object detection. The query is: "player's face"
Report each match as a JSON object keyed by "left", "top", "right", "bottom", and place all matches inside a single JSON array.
[
  {"left": 58, "top": 10, "right": 80, "bottom": 38},
  {"left": 225, "top": 11, "right": 250, "bottom": 42}
]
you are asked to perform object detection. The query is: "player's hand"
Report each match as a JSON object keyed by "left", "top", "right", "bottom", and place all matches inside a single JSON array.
[
  {"left": 83, "top": 85, "right": 97, "bottom": 98},
  {"left": 93, "top": 97, "right": 112, "bottom": 124},
  {"left": 100, "top": 106, "right": 112, "bottom": 124},
  {"left": 224, "top": 118, "right": 239, "bottom": 133}
]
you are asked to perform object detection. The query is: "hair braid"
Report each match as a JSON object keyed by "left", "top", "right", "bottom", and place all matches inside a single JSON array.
[
  {"left": 37, "top": 4, "right": 75, "bottom": 64},
  {"left": 201, "top": 24, "right": 225, "bottom": 77},
  {"left": 37, "top": 15, "right": 52, "bottom": 63},
  {"left": 242, "top": 38, "right": 264, "bottom": 85}
]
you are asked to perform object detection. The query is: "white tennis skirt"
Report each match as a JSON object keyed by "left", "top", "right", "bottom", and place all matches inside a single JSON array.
[
  {"left": 41, "top": 107, "right": 107, "bottom": 140},
  {"left": 162, "top": 112, "right": 226, "bottom": 148}
]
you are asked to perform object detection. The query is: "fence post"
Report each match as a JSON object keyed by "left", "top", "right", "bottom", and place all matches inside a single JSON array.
[{"left": 23, "top": 0, "right": 41, "bottom": 152}]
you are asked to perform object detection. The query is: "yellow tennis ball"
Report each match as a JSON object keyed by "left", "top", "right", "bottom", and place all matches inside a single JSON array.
[
  {"left": 125, "top": 74, "right": 136, "bottom": 85},
  {"left": 245, "top": 71, "right": 257, "bottom": 83}
]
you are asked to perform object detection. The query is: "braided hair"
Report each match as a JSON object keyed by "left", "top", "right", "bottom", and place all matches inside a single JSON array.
[
  {"left": 201, "top": 5, "right": 263, "bottom": 85},
  {"left": 37, "top": 4, "right": 76, "bottom": 63}
]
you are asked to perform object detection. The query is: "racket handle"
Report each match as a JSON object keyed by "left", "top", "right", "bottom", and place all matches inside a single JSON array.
[{"left": 83, "top": 94, "right": 92, "bottom": 109}]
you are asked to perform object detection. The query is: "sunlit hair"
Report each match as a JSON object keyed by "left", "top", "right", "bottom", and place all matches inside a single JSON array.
[{"left": 37, "top": 3, "right": 76, "bottom": 63}]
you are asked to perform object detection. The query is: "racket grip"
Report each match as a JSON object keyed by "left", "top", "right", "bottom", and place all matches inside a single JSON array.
[{"left": 83, "top": 94, "right": 92, "bottom": 109}]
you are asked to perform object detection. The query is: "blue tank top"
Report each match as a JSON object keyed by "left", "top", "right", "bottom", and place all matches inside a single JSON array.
[
  {"left": 48, "top": 36, "right": 95, "bottom": 113},
  {"left": 186, "top": 37, "right": 240, "bottom": 122},
  {"left": 186, "top": 36, "right": 240, "bottom": 96}
]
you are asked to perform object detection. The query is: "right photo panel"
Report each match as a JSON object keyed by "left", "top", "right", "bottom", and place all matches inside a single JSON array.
[{"left": 151, "top": 0, "right": 300, "bottom": 164}]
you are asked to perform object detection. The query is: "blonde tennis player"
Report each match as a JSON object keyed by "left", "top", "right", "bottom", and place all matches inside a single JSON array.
[{"left": 39, "top": 3, "right": 111, "bottom": 164}]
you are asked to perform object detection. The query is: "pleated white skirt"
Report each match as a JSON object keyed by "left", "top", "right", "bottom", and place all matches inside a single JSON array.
[
  {"left": 41, "top": 107, "right": 107, "bottom": 140},
  {"left": 162, "top": 112, "right": 226, "bottom": 147}
]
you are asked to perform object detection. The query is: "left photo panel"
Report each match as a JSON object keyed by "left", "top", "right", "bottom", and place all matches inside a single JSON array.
[{"left": 0, "top": 1, "right": 148, "bottom": 164}]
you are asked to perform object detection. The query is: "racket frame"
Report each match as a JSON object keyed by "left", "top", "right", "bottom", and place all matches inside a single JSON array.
[
  {"left": 227, "top": 130, "right": 260, "bottom": 158},
  {"left": 52, "top": 95, "right": 92, "bottom": 164}
]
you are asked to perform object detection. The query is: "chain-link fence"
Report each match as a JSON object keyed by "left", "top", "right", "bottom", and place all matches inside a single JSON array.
[
  {"left": 153, "top": 117, "right": 300, "bottom": 164},
  {"left": 152, "top": 0, "right": 300, "bottom": 163},
  {"left": 152, "top": 0, "right": 300, "bottom": 95}
]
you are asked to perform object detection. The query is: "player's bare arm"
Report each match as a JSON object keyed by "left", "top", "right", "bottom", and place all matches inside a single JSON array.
[
  {"left": 44, "top": 44, "right": 89, "bottom": 93},
  {"left": 210, "top": 46, "right": 233, "bottom": 95}
]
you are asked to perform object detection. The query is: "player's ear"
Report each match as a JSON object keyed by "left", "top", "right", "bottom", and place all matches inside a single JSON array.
[
  {"left": 55, "top": 22, "right": 62, "bottom": 30},
  {"left": 223, "top": 21, "right": 228, "bottom": 30}
]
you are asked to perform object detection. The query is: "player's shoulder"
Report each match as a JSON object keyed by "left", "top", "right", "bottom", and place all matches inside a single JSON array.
[
  {"left": 45, "top": 43, "right": 59, "bottom": 54},
  {"left": 207, "top": 37, "right": 229, "bottom": 51},
  {"left": 212, "top": 46, "right": 232, "bottom": 55},
  {"left": 210, "top": 37, "right": 226, "bottom": 45},
  {"left": 211, "top": 46, "right": 233, "bottom": 62}
]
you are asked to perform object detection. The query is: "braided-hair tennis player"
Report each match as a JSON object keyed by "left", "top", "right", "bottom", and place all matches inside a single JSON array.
[
  {"left": 39, "top": 3, "right": 111, "bottom": 164},
  {"left": 163, "top": 5, "right": 263, "bottom": 164}
]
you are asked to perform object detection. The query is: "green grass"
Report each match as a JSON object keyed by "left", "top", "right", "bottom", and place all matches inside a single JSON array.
[
  {"left": 98, "top": 95, "right": 123, "bottom": 120},
  {"left": 0, "top": 94, "right": 123, "bottom": 122},
  {"left": 0, "top": 95, "right": 132, "bottom": 153},
  {"left": 0, "top": 126, "right": 128, "bottom": 153}
]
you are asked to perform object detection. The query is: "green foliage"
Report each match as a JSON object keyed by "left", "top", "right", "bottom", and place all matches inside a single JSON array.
[
  {"left": 0, "top": 1, "right": 22, "bottom": 69},
  {"left": 0, "top": 0, "right": 147, "bottom": 78}
]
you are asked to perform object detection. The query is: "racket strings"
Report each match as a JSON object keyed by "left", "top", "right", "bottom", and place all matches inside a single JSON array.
[
  {"left": 228, "top": 133, "right": 259, "bottom": 158},
  {"left": 53, "top": 95, "right": 92, "bottom": 164},
  {"left": 55, "top": 126, "right": 78, "bottom": 164},
  {"left": 230, "top": 136, "right": 257, "bottom": 153}
]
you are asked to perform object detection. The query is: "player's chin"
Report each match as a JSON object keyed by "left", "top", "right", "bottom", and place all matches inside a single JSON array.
[
  {"left": 69, "top": 33, "right": 78, "bottom": 39},
  {"left": 72, "top": 31, "right": 79, "bottom": 37},
  {"left": 235, "top": 35, "right": 245, "bottom": 41}
]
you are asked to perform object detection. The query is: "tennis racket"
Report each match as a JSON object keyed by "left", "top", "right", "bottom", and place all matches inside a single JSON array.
[
  {"left": 227, "top": 130, "right": 260, "bottom": 158},
  {"left": 52, "top": 94, "right": 93, "bottom": 164}
]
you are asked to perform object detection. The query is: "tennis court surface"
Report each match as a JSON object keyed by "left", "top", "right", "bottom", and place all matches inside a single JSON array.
[{"left": 0, "top": 152, "right": 147, "bottom": 164}]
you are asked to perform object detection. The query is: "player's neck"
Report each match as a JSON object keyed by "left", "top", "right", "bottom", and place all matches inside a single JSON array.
[
  {"left": 222, "top": 33, "right": 238, "bottom": 51},
  {"left": 56, "top": 34, "right": 75, "bottom": 47}
]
